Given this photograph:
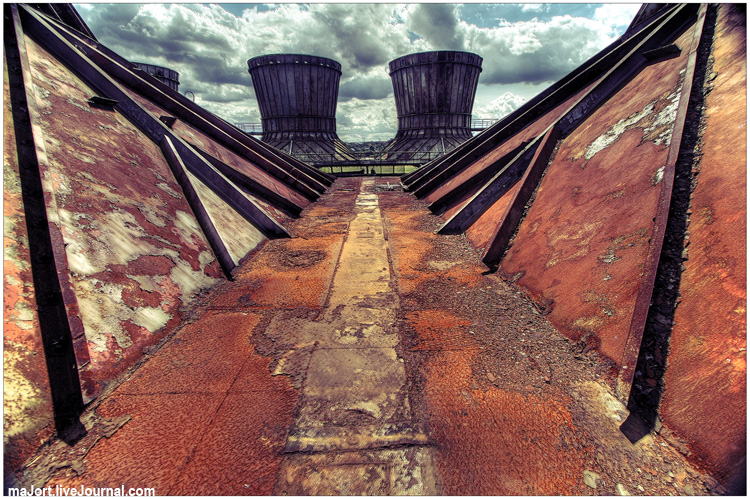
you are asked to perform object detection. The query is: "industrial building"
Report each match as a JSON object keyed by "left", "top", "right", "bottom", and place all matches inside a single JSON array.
[
  {"left": 4, "top": 3, "right": 746, "bottom": 496},
  {"left": 383, "top": 50, "right": 483, "bottom": 162},
  {"left": 247, "top": 53, "right": 355, "bottom": 163}
]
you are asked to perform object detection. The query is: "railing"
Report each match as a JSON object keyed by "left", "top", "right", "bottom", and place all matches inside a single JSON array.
[
  {"left": 291, "top": 150, "right": 446, "bottom": 166},
  {"left": 470, "top": 118, "right": 499, "bottom": 130},
  {"left": 237, "top": 120, "right": 499, "bottom": 135},
  {"left": 234, "top": 122, "right": 263, "bottom": 134}
]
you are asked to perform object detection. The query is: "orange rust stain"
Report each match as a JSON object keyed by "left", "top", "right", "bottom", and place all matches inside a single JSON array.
[
  {"left": 443, "top": 262, "right": 486, "bottom": 289},
  {"left": 406, "top": 306, "right": 592, "bottom": 494},
  {"left": 47, "top": 310, "right": 297, "bottom": 495},
  {"left": 230, "top": 235, "right": 342, "bottom": 309},
  {"left": 405, "top": 310, "right": 474, "bottom": 350},
  {"left": 423, "top": 350, "right": 591, "bottom": 495},
  {"left": 466, "top": 183, "right": 520, "bottom": 250},
  {"left": 22, "top": 35, "right": 225, "bottom": 396},
  {"left": 383, "top": 209, "right": 439, "bottom": 295},
  {"left": 661, "top": 7, "right": 747, "bottom": 485}
]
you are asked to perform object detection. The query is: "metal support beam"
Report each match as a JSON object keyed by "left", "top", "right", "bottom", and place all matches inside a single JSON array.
[
  {"left": 18, "top": 5, "right": 290, "bottom": 242},
  {"left": 616, "top": 3, "right": 710, "bottom": 402},
  {"left": 160, "top": 137, "right": 236, "bottom": 278},
  {"left": 481, "top": 126, "right": 561, "bottom": 266},
  {"left": 193, "top": 146, "right": 304, "bottom": 217},
  {"left": 5, "top": 4, "right": 85, "bottom": 438},
  {"left": 427, "top": 140, "right": 531, "bottom": 215},
  {"left": 438, "top": 137, "right": 541, "bottom": 235}
]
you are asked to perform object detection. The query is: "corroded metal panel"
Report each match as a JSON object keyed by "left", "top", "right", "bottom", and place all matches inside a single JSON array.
[
  {"left": 465, "top": 184, "right": 520, "bottom": 250},
  {"left": 23, "top": 34, "right": 224, "bottom": 391},
  {"left": 500, "top": 24, "right": 696, "bottom": 364},
  {"left": 424, "top": 82, "right": 597, "bottom": 207},
  {"left": 3, "top": 52, "right": 55, "bottom": 476},
  {"left": 187, "top": 170, "right": 267, "bottom": 267},
  {"left": 661, "top": 4, "right": 746, "bottom": 486}
]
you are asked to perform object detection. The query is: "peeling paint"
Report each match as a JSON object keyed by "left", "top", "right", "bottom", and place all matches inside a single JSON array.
[{"left": 583, "top": 90, "right": 682, "bottom": 161}]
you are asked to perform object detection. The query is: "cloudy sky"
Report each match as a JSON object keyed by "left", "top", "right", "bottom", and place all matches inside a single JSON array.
[{"left": 74, "top": 3, "right": 641, "bottom": 142}]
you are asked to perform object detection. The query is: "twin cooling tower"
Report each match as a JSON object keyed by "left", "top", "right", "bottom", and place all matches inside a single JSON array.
[
  {"left": 247, "top": 54, "right": 352, "bottom": 159},
  {"left": 247, "top": 50, "right": 483, "bottom": 162}
]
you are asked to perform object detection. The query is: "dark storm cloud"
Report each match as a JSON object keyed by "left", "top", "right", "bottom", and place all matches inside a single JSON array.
[
  {"left": 309, "top": 4, "right": 404, "bottom": 69},
  {"left": 406, "top": 4, "right": 465, "bottom": 50}
]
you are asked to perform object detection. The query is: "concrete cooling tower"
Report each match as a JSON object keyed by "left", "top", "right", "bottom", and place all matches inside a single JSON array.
[
  {"left": 132, "top": 62, "right": 180, "bottom": 91},
  {"left": 247, "top": 54, "right": 353, "bottom": 162},
  {"left": 384, "top": 51, "right": 482, "bottom": 162}
]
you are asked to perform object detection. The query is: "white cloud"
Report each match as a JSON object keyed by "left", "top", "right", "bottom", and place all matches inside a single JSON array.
[
  {"left": 475, "top": 92, "right": 527, "bottom": 119},
  {"left": 75, "top": 3, "right": 640, "bottom": 142}
]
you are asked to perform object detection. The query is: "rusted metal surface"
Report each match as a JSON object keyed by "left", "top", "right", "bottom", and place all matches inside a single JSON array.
[
  {"left": 159, "top": 136, "right": 238, "bottom": 277},
  {"left": 499, "top": 23, "right": 697, "bottom": 365},
  {"left": 248, "top": 54, "right": 352, "bottom": 158},
  {"left": 617, "top": 4, "right": 710, "bottom": 400},
  {"left": 377, "top": 185, "right": 708, "bottom": 496},
  {"left": 38, "top": 11, "right": 333, "bottom": 191},
  {"left": 438, "top": 138, "right": 541, "bottom": 234},
  {"left": 3, "top": 44, "right": 55, "bottom": 478},
  {"left": 481, "top": 125, "right": 562, "bottom": 265},
  {"left": 20, "top": 24, "right": 226, "bottom": 398},
  {"left": 465, "top": 183, "right": 520, "bottom": 250},
  {"left": 661, "top": 4, "right": 746, "bottom": 488},
  {"left": 414, "top": 80, "right": 599, "bottom": 202}
]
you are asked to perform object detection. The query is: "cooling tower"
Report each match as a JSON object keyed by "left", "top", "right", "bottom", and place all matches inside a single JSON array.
[
  {"left": 132, "top": 62, "right": 180, "bottom": 91},
  {"left": 384, "top": 51, "right": 482, "bottom": 161},
  {"left": 248, "top": 54, "right": 353, "bottom": 162}
]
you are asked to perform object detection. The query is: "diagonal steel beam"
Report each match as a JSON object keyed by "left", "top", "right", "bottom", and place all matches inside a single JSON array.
[
  {"left": 33, "top": 7, "right": 334, "bottom": 196},
  {"left": 18, "top": 4, "right": 290, "bottom": 241},
  {"left": 5, "top": 3, "right": 86, "bottom": 435},
  {"left": 160, "top": 137, "right": 237, "bottom": 278},
  {"left": 481, "top": 125, "right": 561, "bottom": 266},
  {"left": 438, "top": 136, "right": 541, "bottom": 235},
  {"left": 616, "top": 3, "right": 711, "bottom": 403},
  {"left": 192, "top": 145, "right": 304, "bottom": 217}
]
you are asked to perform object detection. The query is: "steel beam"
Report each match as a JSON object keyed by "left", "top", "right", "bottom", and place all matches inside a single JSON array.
[
  {"left": 481, "top": 126, "right": 561, "bottom": 265},
  {"left": 159, "top": 137, "right": 236, "bottom": 278},
  {"left": 5, "top": 3, "right": 85, "bottom": 436},
  {"left": 438, "top": 137, "right": 541, "bottom": 235},
  {"left": 616, "top": 4, "right": 710, "bottom": 402},
  {"left": 18, "top": 5, "right": 290, "bottom": 241}
]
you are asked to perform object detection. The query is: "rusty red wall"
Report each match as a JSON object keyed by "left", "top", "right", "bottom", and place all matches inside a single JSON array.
[
  {"left": 3, "top": 52, "right": 55, "bottom": 480},
  {"left": 20, "top": 33, "right": 232, "bottom": 398},
  {"left": 660, "top": 4, "right": 746, "bottom": 488},
  {"left": 500, "top": 24, "right": 696, "bottom": 364}
]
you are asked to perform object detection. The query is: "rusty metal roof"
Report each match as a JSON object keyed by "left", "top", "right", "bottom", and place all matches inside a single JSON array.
[
  {"left": 3, "top": 1, "right": 334, "bottom": 462},
  {"left": 403, "top": 3, "right": 746, "bottom": 486}
]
